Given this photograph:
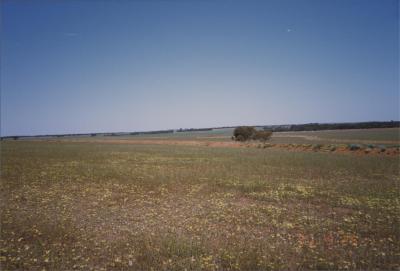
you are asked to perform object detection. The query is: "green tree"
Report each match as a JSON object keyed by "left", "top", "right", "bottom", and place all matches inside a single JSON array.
[
  {"left": 233, "top": 126, "right": 257, "bottom": 141},
  {"left": 233, "top": 126, "right": 273, "bottom": 142}
]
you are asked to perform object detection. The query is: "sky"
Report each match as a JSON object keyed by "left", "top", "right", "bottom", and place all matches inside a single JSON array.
[{"left": 1, "top": 0, "right": 399, "bottom": 136}]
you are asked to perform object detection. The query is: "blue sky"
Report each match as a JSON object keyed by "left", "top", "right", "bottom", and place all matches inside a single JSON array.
[{"left": 1, "top": 0, "right": 398, "bottom": 136}]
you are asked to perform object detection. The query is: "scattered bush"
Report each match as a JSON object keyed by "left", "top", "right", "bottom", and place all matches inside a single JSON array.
[
  {"left": 312, "top": 144, "right": 322, "bottom": 151},
  {"left": 253, "top": 130, "right": 273, "bottom": 142},
  {"left": 263, "top": 143, "right": 273, "bottom": 148},
  {"left": 348, "top": 144, "right": 361, "bottom": 151},
  {"left": 378, "top": 145, "right": 386, "bottom": 152},
  {"left": 233, "top": 127, "right": 272, "bottom": 142}
]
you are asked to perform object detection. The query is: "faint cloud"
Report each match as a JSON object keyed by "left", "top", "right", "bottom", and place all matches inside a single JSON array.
[
  {"left": 63, "top": 32, "right": 78, "bottom": 37},
  {"left": 286, "top": 28, "right": 293, "bottom": 33}
]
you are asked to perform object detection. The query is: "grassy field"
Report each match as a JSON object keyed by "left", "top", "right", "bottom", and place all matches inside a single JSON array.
[
  {"left": 1, "top": 129, "right": 400, "bottom": 270},
  {"left": 46, "top": 127, "right": 400, "bottom": 145},
  {"left": 270, "top": 128, "right": 400, "bottom": 145},
  {"left": 296, "top": 128, "right": 400, "bottom": 141}
]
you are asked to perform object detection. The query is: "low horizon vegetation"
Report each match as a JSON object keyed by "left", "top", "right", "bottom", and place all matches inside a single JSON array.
[{"left": 1, "top": 120, "right": 399, "bottom": 140}]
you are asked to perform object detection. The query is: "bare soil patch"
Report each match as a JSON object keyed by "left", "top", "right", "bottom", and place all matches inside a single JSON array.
[{"left": 46, "top": 139, "right": 400, "bottom": 157}]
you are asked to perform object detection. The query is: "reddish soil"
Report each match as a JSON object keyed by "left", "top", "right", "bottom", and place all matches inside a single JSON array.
[{"left": 41, "top": 139, "right": 400, "bottom": 157}]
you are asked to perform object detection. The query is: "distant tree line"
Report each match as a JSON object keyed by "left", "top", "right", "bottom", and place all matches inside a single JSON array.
[
  {"left": 1, "top": 121, "right": 398, "bottom": 140},
  {"left": 130, "top": 130, "right": 174, "bottom": 136},
  {"left": 0, "top": 130, "right": 175, "bottom": 140},
  {"left": 265, "top": 121, "right": 400, "bottom": 132},
  {"left": 177, "top": 128, "right": 213, "bottom": 132}
]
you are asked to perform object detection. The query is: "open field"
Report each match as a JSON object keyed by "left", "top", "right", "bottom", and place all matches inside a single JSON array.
[
  {"left": 118, "top": 127, "right": 400, "bottom": 145},
  {"left": 270, "top": 128, "right": 400, "bottom": 145},
  {"left": 35, "top": 127, "right": 399, "bottom": 146},
  {"left": 1, "top": 130, "right": 399, "bottom": 270},
  {"left": 20, "top": 128, "right": 400, "bottom": 157}
]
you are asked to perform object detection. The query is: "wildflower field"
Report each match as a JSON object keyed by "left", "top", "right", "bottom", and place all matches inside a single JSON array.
[{"left": 1, "top": 132, "right": 399, "bottom": 270}]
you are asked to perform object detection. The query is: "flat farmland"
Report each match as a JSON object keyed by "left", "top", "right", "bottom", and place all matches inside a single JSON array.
[
  {"left": 1, "top": 129, "right": 399, "bottom": 270},
  {"left": 270, "top": 128, "right": 400, "bottom": 145},
  {"left": 52, "top": 127, "right": 400, "bottom": 145}
]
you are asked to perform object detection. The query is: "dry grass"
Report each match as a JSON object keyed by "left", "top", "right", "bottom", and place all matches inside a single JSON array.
[{"left": 1, "top": 141, "right": 399, "bottom": 270}]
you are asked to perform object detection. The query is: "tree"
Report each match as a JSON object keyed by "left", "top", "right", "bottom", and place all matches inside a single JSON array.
[
  {"left": 233, "top": 126, "right": 273, "bottom": 142},
  {"left": 233, "top": 126, "right": 257, "bottom": 141}
]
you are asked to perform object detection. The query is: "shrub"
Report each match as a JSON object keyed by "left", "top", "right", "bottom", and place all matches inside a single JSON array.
[
  {"left": 233, "top": 127, "right": 273, "bottom": 142},
  {"left": 378, "top": 145, "right": 386, "bottom": 152},
  {"left": 312, "top": 144, "right": 322, "bottom": 151},
  {"left": 365, "top": 148, "right": 373, "bottom": 153},
  {"left": 347, "top": 144, "right": 362, "bottom": 151},
  {"left": 253, "top": 130, "right": 273, "bottom": 142},
  {"left": 233, "top": 126, "right": 257, "bottom": 141}
]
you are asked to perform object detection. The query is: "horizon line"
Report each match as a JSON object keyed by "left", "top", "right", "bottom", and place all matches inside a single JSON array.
[{"left": 1, "top": 120, "right": 399, "bottom": 138}]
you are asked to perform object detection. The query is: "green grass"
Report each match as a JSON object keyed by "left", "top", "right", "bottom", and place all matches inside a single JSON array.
[
  {"left": 1, "top": 140, "right": 399, "bottom": 270},
  {"left": 305, "top": 128, "right": 400, "bottom": 141},
  {"left": 271, "top": 128, "right": 400, "bottom": 145}
]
